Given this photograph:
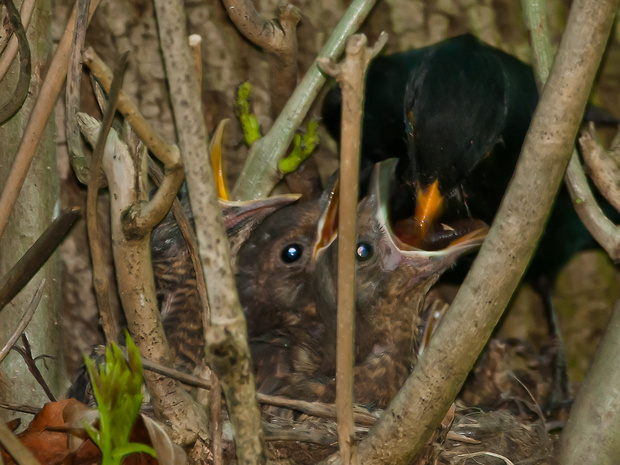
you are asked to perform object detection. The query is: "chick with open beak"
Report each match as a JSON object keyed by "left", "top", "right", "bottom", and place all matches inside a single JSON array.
[{"left": 285, "top": 159, "right": 487, "bottom": 408}]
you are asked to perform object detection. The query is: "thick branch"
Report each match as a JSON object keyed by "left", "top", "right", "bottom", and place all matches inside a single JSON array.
[
  {"left": 152, "top": 0, "right": 266, "bottom": 462},
  {"left": 338, "top": 1, "right": 617, "bottom": 463},
  {"left": 222, "top": 0, "right": 301, "bottom": 118},
  {"left": 0, "top": 0, "right": 100, "bottom": 241},
  {"left": 557, "top": 300, "right": 620, "bottom": 463},
  {"left": 523, "top": 0, "right": 620, "bottom": 262},
  {"left": 79, "top": 114, "right": 207, "bottom": 445},
  {"left": 231, "top": 0, "right": 377, "bottom": 200}
]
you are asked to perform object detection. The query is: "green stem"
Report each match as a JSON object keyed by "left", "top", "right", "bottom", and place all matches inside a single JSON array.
[{"left": 231, "top": 0, "right": 377, "bottom": 200}]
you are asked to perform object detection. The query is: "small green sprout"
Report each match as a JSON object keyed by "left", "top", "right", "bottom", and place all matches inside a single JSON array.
[
  {"left": 83, "top": 332, "right": 156, "bottom": 465},
  {"left": 279, "top": 119, "right": 320, "bottom": 174},
  {"left": 235, "top": 81, "right": 261, "bottom": 146}
]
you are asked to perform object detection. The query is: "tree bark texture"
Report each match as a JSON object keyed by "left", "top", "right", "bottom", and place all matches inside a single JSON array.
[{"left": 0, "top": 0, "right": 63, "bottom": 422}]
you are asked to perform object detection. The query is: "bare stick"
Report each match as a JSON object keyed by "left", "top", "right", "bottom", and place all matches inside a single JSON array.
[
  {"left": 189, "top": 34, "right": 203, "bottom": 95},
  {"left": 327, "top": 1, "right": 617, "bottom": 463},
  {"left": 231, "top": 0, "right": 378, "bottom": 200},
  {"left": 152, "top": 0, "right": 266, "bottom": 461},
  {"left": 222, "top": 0, "right": 301, "bottom": 117},
  {"left": 86, "top": 53, "right": 127, "bottom": 345},
  {"left": 317, "top": 32, "right": 387, "bottom": 465},
  {"left": 0, "top": 0, "right": 36, "bottom": 81},
  {"left": 12, "top": 335, "right": 55, "bottom": 402},
  {"left": 65, "top": 0, "right": 92, "bottom": 184},
  {"left": 0, "top": 279, "right": 44, "bottom": 364},
  {"left": 0, "top": 0, "right": 100, "bottom": 241},
  {"left": 0, "top": 208, "right": 80, "bottom": 311},
  {"left": 0, "top": 0, "right": 31, "bottom": 124},
  {"left": 523, "top": 0, "right": 620, "bottom": 262},
  {"left": 0, "top": 420, "right": 39, "bottom": 465},
  {"left": 82, "top": 47, "right": 179, "bottom": 168}
]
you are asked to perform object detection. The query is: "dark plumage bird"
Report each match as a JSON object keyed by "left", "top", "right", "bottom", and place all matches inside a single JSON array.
[{"left": 322, "top": 34, "right": 617, "bottom": 280}]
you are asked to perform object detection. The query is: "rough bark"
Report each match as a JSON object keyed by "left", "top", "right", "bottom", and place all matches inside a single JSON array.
[{"left": 0, "top": 0, "right": 64, "bottom": 423}]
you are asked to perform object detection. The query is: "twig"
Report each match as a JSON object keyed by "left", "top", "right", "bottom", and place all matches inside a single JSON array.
[
  {"left": 0, "top": 279, "right": 44, "bottom": 364},
  {"left": 86, "top": 53, "right": 127, "bottom": 345},
  {"left": 119, "top": 345, "right": 378, "bottom": 425},
  {"left": 189, "top": 34, "right": 203, "bottom": 95},
  {"left": 82, "top": 47, "right": 179, "bottom": 168},
  {"left": 317, "top": 32, "right": 387, "bottom": 465},
  {"left": 335, "top": 1, "right": 618, "bottom": 463},
  {"left": 454, "top": 452, "right": 514, "bottom": 465},
  {"left": 0, "top": 0, "right": 100, "bottom": 242},
  {"left": 231, "top": 0, "right": 378, "bottom": 200},
  {"left": 0, "top": 420, "right": 40, "bottom": 465},
  {"left": 210, "top": 375, "right": 223, "bottom": 465},
  {"left": 222, "top": 0, "right": 301, "bottom": 118},
  {"left": 0, "top": 403, "right": 39, "bottom": 415},
  {"left": 0, "top": 208, "right": 80, "bottom": 311},
  {"left": 65, "top": 0, "right": 92, "bottom": 184},
  {"left": 12, "top": 334, "right": 56, "bottom": 402},
  {"left": 579, "top": 123, "right": 620, "bottom": 214},
  {"left": 523, "top": 0, "right": 620, "bottom": 262},
  {"left": 0, "top": 0, "right": 36, "bottom": 81},
  {"left": 152, "top": 0, "right": 266, "bottom": 461},
  {"left": 0, "top": 0, "right": 31, "bottom": 124}
]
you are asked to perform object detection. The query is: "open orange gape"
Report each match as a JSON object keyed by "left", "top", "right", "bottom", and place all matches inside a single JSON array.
[{"left": 393, "top": 178, "right": 488, "bottom": 252}]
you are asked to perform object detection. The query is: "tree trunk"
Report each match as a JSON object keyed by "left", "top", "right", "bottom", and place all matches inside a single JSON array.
[{"left": 0, "top": 0, "right": 64, "bottom": 422}]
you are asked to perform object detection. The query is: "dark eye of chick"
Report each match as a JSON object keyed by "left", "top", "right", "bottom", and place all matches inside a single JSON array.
[
  {"left": 281, "top": 244, "right": 303, "bottom": 264},
  {"left": 356, "top": 242, "right": 373, "bottom": 262}
]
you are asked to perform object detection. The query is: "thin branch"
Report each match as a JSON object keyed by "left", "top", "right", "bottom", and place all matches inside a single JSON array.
[
  {"left": 65, "top": 0, "right": 92, "bottom": 184},
  {"left": 118, "top": 345, "right": 378, "bottom": 425},
  {"left": 317, "top": 32, "right": 386, "bottom": 465},
  {"left": 0, "top": 279, "right": 44, "bottom": 364},
  {"left": 337, "top": 0, "right": 618, "bottom": 463},
  {"left": 579, "top": 123, "right": 620, "bottom": 214},
  {"left": 0, "top": 208, "right": 80, "bottom": 311},
  {"left": 523, "top": 0, "right": 620, "bottom": 262},
  {"left": 0, "top": 0, "right": 36, "bottom": 81},
  {"left": 0, "top": 0, "right": 31, "bottom": 124},
  {"left": 12, "top": 334, "right": 56, "bottom": 402},
  {"left": 0, "top": 420, "right": 40, "bottom": 465},
  {"left": 231, "top": 0, "right": 378, "bottom": 200},
  {"left": 222, "top": 0, "right": 301, "bottom": 118},
  {"left": 81, "top": 47, "right": 179, "bottom": 168},
  {"left": 189, "top": 34, "right": 202, "bottom": 95},
  {"left": 86, "top": 53, "right": 127, "bottom": 345},
  {"left": 152, "top": 0, "right": 266, "bottom": 462},
  {"left": 0, "top": 0, "right": 100, "bottom": 241}
]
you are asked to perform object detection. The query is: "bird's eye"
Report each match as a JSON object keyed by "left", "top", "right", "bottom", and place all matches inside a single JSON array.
[
  {"left": 281, "top": 244, "right": 303, "bottom": 264},
  {"left": 356, "top": 242, "right": 373, "bottom": 262}
]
